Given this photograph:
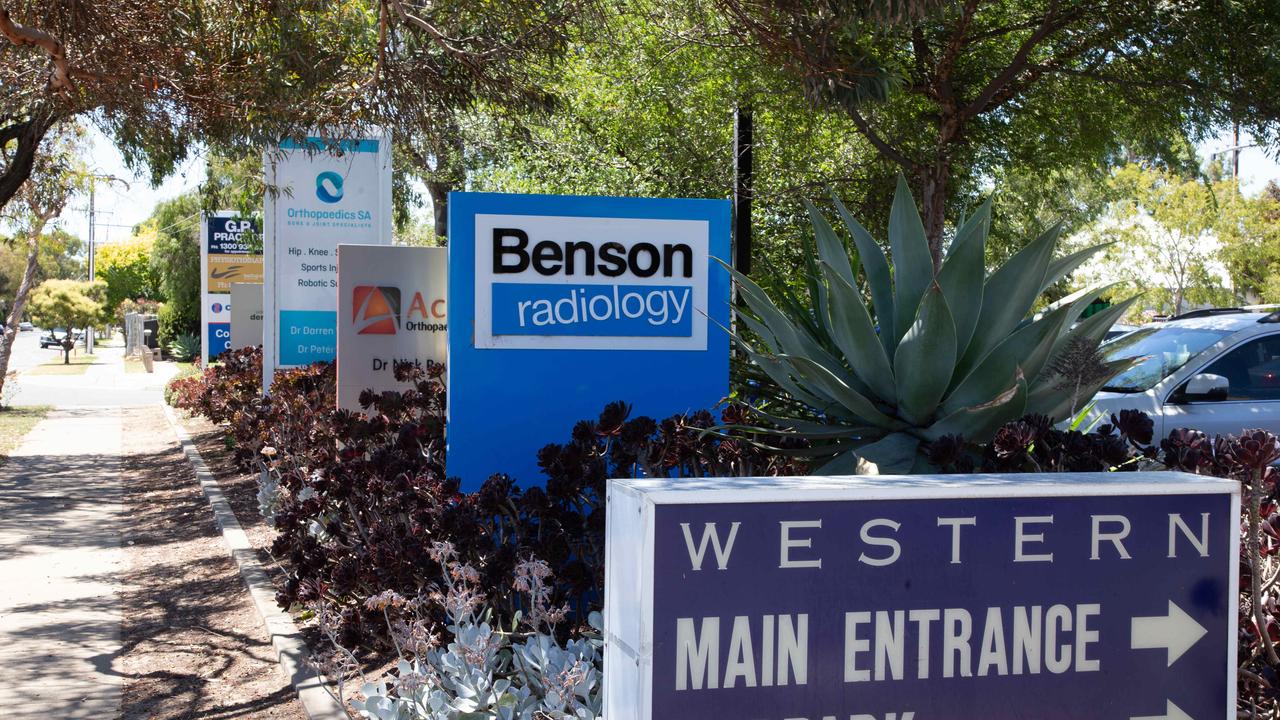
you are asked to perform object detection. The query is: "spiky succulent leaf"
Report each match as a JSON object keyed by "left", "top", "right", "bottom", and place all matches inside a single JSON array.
[
  {"left": 957, "top": 222, "right": 1061, "bottom": 378},
  {"left": 807, "top": 200, "right": 857, "bottom": 289},
  {"left": 831, "top": 192, "right": 895, "bottom": 356},
  {"left": 923, "top": 371, "right": 1028, "bottom": 441},
  {"left": 943, "top": 303, "right": 1070, "bottom": 415},
  {"left": 893, "top": 283, "right": 956, "bottom": 425},
  {"left": 1041, "top": 242, "right": 1114, "bottom": 294},
  {"left": 727, "top": 260, "right": 869, "bottom": 394},
  {"left": 937, "top": 200, "right": 989, "bottom": 360},
  {"left": 781, "top": 354, "right": 905, "bottom": 430},
  {"left": 820, "top": 263, "right": 897, "bottom": 403},
  {"left": 888, "top": 175, "right": 935, "bottom": 348}
]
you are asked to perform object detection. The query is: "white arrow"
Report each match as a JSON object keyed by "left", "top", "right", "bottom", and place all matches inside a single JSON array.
[
  {"left": 1131, "top": 600, "right": 1208, "bottom": 666},
  {"left": 1130, "top": 699, "right": 1194, "bottom": 720}
]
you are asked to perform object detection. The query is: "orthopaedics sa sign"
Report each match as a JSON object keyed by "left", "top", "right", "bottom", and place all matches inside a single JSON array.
[
  {"left": 337, "top": 245, "right": 446, "bottom": 412},
  {"left": 263, "top": 133, "right": 392, "bottom": 389},
  {"left": 448, "top": 192, "right": 730, "bottom": 488}
]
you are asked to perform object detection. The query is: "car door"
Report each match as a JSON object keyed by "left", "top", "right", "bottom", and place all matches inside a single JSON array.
[{"left": 1161, "top": 332, "right": 1280, "bottom": 437}]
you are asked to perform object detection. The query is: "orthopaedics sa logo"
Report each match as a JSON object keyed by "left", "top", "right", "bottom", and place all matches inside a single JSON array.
[
  {"left": 352, "top": 286, "right": 400, "bottom": 334},
  {"left": 316, "top": 171, "right": 345, "bottom": 204},
  {"left": 352, "top": 285, "right": 447, "bottom": 336}
]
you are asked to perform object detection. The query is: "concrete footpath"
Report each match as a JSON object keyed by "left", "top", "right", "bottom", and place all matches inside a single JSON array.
[{"left": 0, "top": 407, "right": 124, "bottom": 719}]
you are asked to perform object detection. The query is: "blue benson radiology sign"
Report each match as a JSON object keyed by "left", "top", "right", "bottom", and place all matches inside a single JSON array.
[
  {"left": 447, "top": 192, "right": 731, "bottom": 488},
  {"left": 605, "top": 473, "right": 1239, "bottom": 720}
]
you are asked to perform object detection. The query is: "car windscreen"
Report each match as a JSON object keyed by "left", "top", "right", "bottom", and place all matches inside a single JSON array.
[{"left": 1099, "top": 326, "right": 1234, "bottom": 392}]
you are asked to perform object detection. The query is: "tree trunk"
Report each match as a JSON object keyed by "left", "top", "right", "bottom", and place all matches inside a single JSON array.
[
  {"left": 0, "top": 109, "right": 57, "bottom": 215},
  {"left": 918, "top": 162, "right": 951, "bottom": 272},
  {"left": 427, "top": 180, "right": 451, "bottom": 244},
  {"left": 0, "top": 226, "right": 43, "bottom": 398}
]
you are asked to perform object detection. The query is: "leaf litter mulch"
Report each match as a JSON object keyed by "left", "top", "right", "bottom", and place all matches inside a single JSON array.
[{"left": 118, "top": 406, "right": 304, "bottom": 719}]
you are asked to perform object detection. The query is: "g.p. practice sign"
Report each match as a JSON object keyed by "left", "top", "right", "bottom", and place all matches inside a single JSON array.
[
  {"left": 605, "top": 473, "right": 1238, "bottom": 720},
  {"left": 448, "top": 193, "right": 730, "bottom": 488}
]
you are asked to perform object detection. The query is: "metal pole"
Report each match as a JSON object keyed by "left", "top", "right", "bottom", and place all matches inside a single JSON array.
[
  {"left": 1233, "top": 122, "right": 1241, "bottom": 180},
  {"left": 733, "top": 107, "right": 754, "bottom": 276},
  {"left": 86, "top": 178, "right": 95, "bottom": 355}
]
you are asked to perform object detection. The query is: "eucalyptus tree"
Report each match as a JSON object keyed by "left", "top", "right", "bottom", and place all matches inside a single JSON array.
[{"left": 0, "top": 0, "right": 588, "bottom": 231}]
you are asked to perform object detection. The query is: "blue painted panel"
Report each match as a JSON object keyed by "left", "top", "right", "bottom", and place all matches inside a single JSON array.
[
  {"left": 279, "top": 310, "right": 336, "bottom": 365},
  {"left": 447, "top": 192, "right": 731, "bottom": 488}
]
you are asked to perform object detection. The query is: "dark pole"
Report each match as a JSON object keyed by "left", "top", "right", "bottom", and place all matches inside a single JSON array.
[{"left": 733, "top": 107, "right": 753, "bottom": 276}]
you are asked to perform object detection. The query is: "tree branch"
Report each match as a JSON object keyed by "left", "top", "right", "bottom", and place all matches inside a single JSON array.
[
  {"left": 0, "top": 9, "right": 73, "bottom": 91},
  {"left": 846, "top": 107, "right": 918, "bottom": 172},
  {"left": 959, "top": 5, "right": 1074, "bottom": 121}
]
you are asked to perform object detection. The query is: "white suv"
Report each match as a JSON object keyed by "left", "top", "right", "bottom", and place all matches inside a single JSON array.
[{"left": 1090, "top": 308, "right": 1280, "bottom": 438}]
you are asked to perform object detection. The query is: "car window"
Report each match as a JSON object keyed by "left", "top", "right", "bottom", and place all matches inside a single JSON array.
[
  {"left": 1198, "top": 334, "right": 1280, "bottom": 401},
  {"left": 1100, "top": 326, "right": 1234, "bottom": 392}
]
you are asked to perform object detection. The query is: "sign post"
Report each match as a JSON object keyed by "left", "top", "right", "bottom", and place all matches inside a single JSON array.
[
  {"left": 262, "top": 133, "right": 392, "bottom": 390},
  {"left": 336, "top": 244, "right": 447, "bottom": 412},
  {"left": 200, "top": 214, "right": 262, "bottom": 366},
  {"left": 447, "top": 192, "right": 731, "bottom": 488},
  {"left": 605, "top": 472, "right": 1238, "bottom": 720}
]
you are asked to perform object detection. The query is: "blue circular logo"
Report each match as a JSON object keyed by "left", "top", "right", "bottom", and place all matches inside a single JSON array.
[
  {"left": 211, "top": 302, "right": 224, "bottom": 313},
  {"left": 316, "top": 171, "right": 344, "bottom": 204}
]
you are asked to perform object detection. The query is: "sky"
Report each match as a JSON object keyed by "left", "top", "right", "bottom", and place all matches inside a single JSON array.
[{"left": 52, "top": 124, "right": 1280, "bottom": 249}]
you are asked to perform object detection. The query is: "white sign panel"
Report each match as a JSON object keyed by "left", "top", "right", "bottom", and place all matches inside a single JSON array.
[
  {"left": 230, "top": 282, "right": 264, "bottom": 351},
  {"left": 473, "top": 213, "right": 709, "bottom": 351},
  {"left": 337, "top": 245, "right": 447, "bottom": 412},
  {"left": 262, "top": 133, "right": 392, "bottom": 388}
]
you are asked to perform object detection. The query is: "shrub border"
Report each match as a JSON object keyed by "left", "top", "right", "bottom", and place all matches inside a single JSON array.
[{"left": 163, "top": 405, "right": 349, "bottom": 720}]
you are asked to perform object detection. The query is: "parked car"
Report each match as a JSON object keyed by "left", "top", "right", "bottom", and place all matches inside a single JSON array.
[
  {"left": 1090, "top": 308, "right": 1280, "bottom": 438},
  {"left": 17, "top": 321, "right": 33, "bottom": 332},
  {"left": 1101, "top": 323, "right": 1139, "bottom": 343},
  {"left": 39, "top": 328, "right": 81, "bottom": 348}
]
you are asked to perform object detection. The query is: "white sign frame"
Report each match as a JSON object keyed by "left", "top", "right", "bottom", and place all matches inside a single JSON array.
[
  {"left": 262, "top": 131, "right": 393, "bottom": 390},
  {"left": 603, "top": 472, "right": 1240, "bottom": 720}
]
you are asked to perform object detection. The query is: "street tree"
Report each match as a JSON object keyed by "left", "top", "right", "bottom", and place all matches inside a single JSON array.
[
  {"left": 27, "top": 278, "right": 104, "bottom": 364},
  {"left": 1216, "top": 181, "right": 1280, "bottom": 303},
  {"left": 0, "top": 122, "right": 86, "bottom": 392},
  {"left": 1077, "top": 164, "right": 1234, "bottom": 316},
  {"left": 94, "top": 229, "right": 162, "bottom": 317},
  {"left": 715, "top": 0, "right": 1280, "bottom": 266}
]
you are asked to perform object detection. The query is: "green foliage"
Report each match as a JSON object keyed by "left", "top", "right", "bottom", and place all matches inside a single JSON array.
[
  {"left": 729, "top": 178, "right": 1133, "bottom": 473},
  {"left": 28, "top": 280, "right": 106, "bottom": 363},
  {"left": 167, "top": 333, "right": 201, "bottom": 363},
  {"left": 0, "top": 228, "right": 84, "bottom": 309},
  {"left": 95, "top": 231, "right": 162, "bottom": 315},
  {"left": 1217, "top": 181, "right": 1280, "bottom": 304},
  {"left": 1074, "top": 164, "right": 1249, "bottom": 317},
  {"left": 145, "top": 194, "right": 202, "bottom": 338},
  {"left": 156, "top": 302, "right": 197, "bottom": 349}
]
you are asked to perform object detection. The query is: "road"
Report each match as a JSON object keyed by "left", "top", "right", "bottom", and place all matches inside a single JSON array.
[
  {"left": 7, "top": 328, "right": 61, "bottom": 374},
  {"left": 6, "top": 330, "right": 179, "bottom": 408}
]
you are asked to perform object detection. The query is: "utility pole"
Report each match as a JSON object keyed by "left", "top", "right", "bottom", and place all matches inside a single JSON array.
[
  {"left": 1233, "top": 122, "right": 1241, "bottom": 180},
  {"left": 86, "top": 177, "right": 95, "bottom": 355}
]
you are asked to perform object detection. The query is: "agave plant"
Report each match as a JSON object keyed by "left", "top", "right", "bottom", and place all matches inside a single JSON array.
[{"left": 726, "top": 177, "right": 1136, "bottom": 474}]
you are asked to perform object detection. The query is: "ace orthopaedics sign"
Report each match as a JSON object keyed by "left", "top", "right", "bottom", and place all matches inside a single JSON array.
[{"left": 605, "top": 473, "right": 1238, "bottom": 720}]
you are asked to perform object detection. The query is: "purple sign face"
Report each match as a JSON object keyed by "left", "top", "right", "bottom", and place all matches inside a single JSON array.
[{"left": 605, "top": 474, "right": 1238, "bottom": 720}]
